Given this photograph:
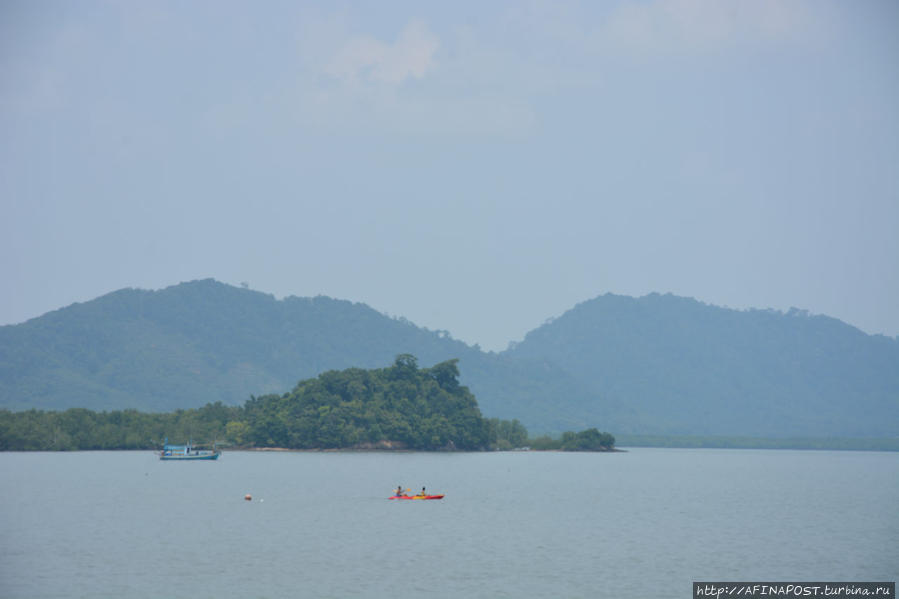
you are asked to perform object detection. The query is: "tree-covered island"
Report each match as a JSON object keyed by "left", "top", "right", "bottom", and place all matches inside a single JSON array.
[{"left": 0, "top": 355, "right": 614, "bottom": 452}]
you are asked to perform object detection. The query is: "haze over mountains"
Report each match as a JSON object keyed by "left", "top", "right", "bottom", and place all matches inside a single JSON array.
[{"left": 1, "top": 279, "right": 896, "bottom": 438}]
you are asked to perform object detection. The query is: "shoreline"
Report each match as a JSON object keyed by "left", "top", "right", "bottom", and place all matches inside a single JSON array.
[{"left": 239, "top": 446, "right": 623, "bottom": 453}]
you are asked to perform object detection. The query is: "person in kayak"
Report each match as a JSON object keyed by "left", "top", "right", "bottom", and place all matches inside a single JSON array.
[
  {"left": 395, "top": 485, "right": 406, "bottom": 497},
  {"left": 417, "top": 487, "right": 426, "bottom": 497}
]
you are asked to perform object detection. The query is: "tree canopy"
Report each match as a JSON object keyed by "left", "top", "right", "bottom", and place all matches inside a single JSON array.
[
  {"left": 529, "top": 428, "right": 615, "bottom": 451},
  {"left": 242, "top": 356, "right": 492, "bottom": 450},
  {"left": 0, "top": 356, "right": 501, "bottom": 451}
]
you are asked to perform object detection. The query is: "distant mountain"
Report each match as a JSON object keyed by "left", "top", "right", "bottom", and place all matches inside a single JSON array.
[
  {"left": 503, "top": 293, "right": 899, "bottom": 437},
  {"left": 1, "top": 281, "right": 897, "bottom": 438},
  {"left": 0, "top": 280, "right": 583, "bottom": 431},
  {"left": 0, "top": 279, "right": 468, "bottom": 412}
]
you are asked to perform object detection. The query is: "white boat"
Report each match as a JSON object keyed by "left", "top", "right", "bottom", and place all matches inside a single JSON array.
[{"left": 159, "top": 439, "right": 220, "bottom": 460}]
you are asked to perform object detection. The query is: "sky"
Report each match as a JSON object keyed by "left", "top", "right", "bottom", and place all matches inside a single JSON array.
[{"left": 2, "top": 0, "right": 897, "bottom": 351}]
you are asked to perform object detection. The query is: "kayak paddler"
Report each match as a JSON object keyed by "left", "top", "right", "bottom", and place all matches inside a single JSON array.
[
  {"left": 395, "top": 485, "right": 406, "bottom": 497},
  {"left": 417, "top": 487, "right": 426, "bottom": 497}
]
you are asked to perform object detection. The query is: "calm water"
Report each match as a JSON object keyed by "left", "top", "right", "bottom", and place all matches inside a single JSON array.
[{"left": 1, "top": 448, "right": 897, "bottom": 598}]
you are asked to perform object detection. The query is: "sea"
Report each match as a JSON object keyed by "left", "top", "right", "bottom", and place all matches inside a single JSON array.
[{"left": 1, "top": 448, "right": 896, "bottom": 599}]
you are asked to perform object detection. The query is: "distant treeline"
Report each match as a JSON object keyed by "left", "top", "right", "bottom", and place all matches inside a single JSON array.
[
  {"left": 615, "top": 434, "right": 899, "bottom": 452},
  {"left": 529, "top": 428, "right": 616, "bottom": 451},
  {"left": 0, "top": 355, "right": 614, "bottom": 452}
]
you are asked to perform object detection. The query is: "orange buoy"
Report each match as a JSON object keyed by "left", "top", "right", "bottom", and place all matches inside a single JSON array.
[{"left": 244, "top": 494, "right": 252, "bottom": 501}]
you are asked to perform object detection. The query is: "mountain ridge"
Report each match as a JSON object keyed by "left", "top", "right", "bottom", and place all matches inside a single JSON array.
[
  {"left": 506, "top": 292, "right": 899, "bottom": 436},
  {"left": 2, "top": 279, "right": 896, "bottom": 438}
]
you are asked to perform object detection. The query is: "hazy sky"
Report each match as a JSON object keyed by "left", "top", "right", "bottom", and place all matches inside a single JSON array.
[{"left": 2, "top": 0, "right": 897, "bottom": 351}]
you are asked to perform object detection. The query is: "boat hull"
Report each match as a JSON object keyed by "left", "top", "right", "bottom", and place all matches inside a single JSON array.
[
  {"left": 389, "top": 494, "right": 444, "bottom": 500},
  {"left": 160, "top": 452, "right": 220, "bottom": 461}
]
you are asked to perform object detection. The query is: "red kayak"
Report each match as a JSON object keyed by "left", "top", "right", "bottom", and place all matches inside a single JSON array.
[{"left": 389, "top": 494, "right": 444, "bottom": 500}]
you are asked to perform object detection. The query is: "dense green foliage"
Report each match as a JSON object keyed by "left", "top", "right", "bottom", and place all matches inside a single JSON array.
[
  {"left": 240, "top": 355, "right": 492, "bottom": 450},
  {"left": 488, "top": 418, "right": 529, "bottom": 450},
  {"left": 0, "top": 404, "right": 236, "bottom": 451},
  {"left": 528, "top": 428, "right": 616, "bottom": 451},
  {"left": 0, "top": 356, "right": 536, "bottom": 451}
]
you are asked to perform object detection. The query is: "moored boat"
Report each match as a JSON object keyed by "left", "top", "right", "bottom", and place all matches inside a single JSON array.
[{"left": 159, "top": 439, "right": 220, "bottom": 460}]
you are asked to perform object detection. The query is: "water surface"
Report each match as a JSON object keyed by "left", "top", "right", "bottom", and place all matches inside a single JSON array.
[{"left": 1, "top": 448, "right": 896, "bottom": 598}]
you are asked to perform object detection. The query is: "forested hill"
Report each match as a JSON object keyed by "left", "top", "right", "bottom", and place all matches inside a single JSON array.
[
  {"left": 243, "top": 354, "right": 493, "bottom": 450},
  {"left": 503, "top": 293, "right": 899, "bottom": 437},
  {"left": 0, "top": 279, "right": 477, "bottom": 412}
]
